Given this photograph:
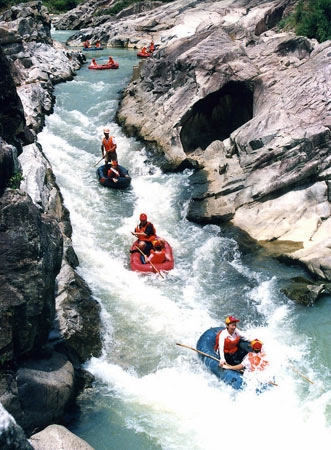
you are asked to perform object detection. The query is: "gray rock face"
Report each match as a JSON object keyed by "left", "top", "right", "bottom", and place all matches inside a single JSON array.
[
  {"left": 0, "top": 46, "right": 30, "bottom": 152},
  {"left": 54, "top": 263, "right": 102, "bottom": 363},
  {"left": 0, "top": 1, "right": 52, "bottom": 44},
  {"left": 0, "top": 189, "right": 63, "bottom": 362},
  {"left": 0, "top": 2, "right": 101, "bottom": 442},
  {"left": 16, "top": 352, "right": 74, "bottom": 434},
  {"left": 0, "top": 2, "right": 84, "bottom": 136}
]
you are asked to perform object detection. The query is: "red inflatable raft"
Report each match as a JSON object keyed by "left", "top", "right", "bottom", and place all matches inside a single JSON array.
[
  {"left": 88, "top": 62, "right": 119, "bottom": 70},
  {"left": 137, "top": 51, "right": 152, "bottom": 58},
  {"left": 130, "top": 239, "right": 174, "bottom": 273}
]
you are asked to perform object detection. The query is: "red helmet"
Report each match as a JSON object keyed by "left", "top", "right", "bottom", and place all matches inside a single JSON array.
[
  {"left": 225, "top": 316, "right": 240, "bottom": 325},
  {"left": 140, "top": 213, "right": 147, "bottom": 221},
  {"left": 251, "top": 339, "right": 263, "bottom": 350}
]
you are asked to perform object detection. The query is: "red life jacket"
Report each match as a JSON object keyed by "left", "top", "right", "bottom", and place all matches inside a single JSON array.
[
  {"left": 107, "top": 167, "right": 120, "bottom": 178},
  {"left": 148, "top": 249, "right": 166, "bottom": 264},
  {"left": 247, "top": 352, "right": 268, "bottom": 371},
  {"left": 102, "top": 136, "right": 116, "bottom": 152},
  {"left": 135, "top": 222, "right": 156, "bottom": 242},
  {"left": 214, "top": 329, "right": 240, "bottom": 354}
]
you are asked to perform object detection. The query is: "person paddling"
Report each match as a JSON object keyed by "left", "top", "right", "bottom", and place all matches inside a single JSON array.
[
  {"left": 215, "top": 316, "right": 249, "bottom": 367},
  {"left": 144, "top": 239, "right": 166, "bottom": 264},
  {"left": 223, "top": 339, "right": 268, "bottom": 372},
  {"left": 131, "top": 213, "right": 156, "bottom": 256},
  {"left": 101, "top": 127, "right": 117, "bottom": 174}
]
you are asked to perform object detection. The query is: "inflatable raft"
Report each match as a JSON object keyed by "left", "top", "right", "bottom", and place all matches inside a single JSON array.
[
  {"left": 196, "top": 327, "right": 249, "bottom": 389},
  {"left": 88, "top": 62, "right": 119, "bottom": 70},
  {"left": 196, "top": 327, "right": 273, "bottom": 392},
  {"left": 137, "top": 51, "right": 152, "bottom": 58},
  {"left": 130, "top": 239, "right": 174, "bottom": 273},
  {"left": 83, "top": 46, "right": 104, "bottom": 51},
  {"left": 96, "top": 165, "right": 131, "bottom": 189}
]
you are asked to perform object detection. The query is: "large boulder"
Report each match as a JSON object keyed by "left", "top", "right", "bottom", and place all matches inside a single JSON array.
[
  {"left": 16, "top": 352, "right": 74, "bottom": 434},
  {"left": 29, "top": 424, "right": 95, "bottom": 450}
]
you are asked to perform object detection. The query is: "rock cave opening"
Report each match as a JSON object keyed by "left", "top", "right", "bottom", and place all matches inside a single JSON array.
[{"left": 180, "top": 81, "right": 254, "bottom": 153}]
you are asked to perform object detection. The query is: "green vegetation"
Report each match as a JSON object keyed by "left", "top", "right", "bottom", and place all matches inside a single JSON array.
[
  {"left": 280, "top": 0, "right": 331, "bottom": 42},
  {"left": 8, "top": 172, "right": 24, "bottom": 189},
  {"left": 43, "top": 0, "right": 80, "bottom": 13},
  {"left": 0, "top": 0, "right": 83, "bottom": 14}
]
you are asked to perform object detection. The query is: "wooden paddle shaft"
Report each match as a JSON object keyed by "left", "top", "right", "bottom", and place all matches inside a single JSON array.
[
  {"left": 134, "top": 245, "right": 165, "bottom": 278},
  {"left": 176, "top": 342, "right": 221, "bottom": 363}
]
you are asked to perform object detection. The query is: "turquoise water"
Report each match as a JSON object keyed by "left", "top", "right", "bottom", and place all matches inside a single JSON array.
[{"left": 36, "top": 30, "right": 331, "bottom": 450}]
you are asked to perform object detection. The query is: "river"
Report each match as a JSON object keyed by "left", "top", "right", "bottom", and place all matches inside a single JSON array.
[{"left": 37, "top": 30, "right": 331, "bottom": 450}]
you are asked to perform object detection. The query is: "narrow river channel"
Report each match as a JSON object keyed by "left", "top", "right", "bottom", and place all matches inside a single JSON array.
[{"left": 36, "top": 30, "right": 331, "bottom": 450}]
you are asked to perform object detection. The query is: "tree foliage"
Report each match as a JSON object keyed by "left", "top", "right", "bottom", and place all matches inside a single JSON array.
[
  {"left": 281, "top": 0, "right": 331, "bottom": 42},
  {"left": 0, "top": 0, "right": 82, "bottom": 13}
]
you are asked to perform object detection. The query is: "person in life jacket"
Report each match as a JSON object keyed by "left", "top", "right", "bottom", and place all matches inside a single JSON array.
[
  {"left": 223, "top": 339, "right": 269, "bottom": 372},
  {"left": 84, "top": 39, "right": 91, "bottom": 48},
  {"left": 95, "top": 40, "right": 101, "bottom": 48},
  {"left": 90, "top": 58, "right": 98, "bottom": 67},
  {"left": 101, "top": 127, "right": 117, "bottom": 174},
  {"left": 144, "top": 239, "right": 166, "bottom": 265},
  {"left": 215, "top": 316, "right": 249, "bottom": 367},
  {"left": 107, "top": 56, "right": 115, "bottom": 65},
  {"left": 140, "top": 46, "right": 149, "bottom": 55},
  {"left": 107, "top": 160, "right": 120, "bottom": 183},
  {"left": 131, "top": 213, "right": 156, "bottom": 256},
  {"left": 149, "top": 41, "right": 155, "bottom": 53}
]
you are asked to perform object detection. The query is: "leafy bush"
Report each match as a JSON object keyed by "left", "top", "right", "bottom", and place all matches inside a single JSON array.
[
  {"left": 0, "top": 0, "right": 25, "bottom": 11},
  {"left": 0, "top": 0, "right": 82, "bottom": 13},
  {"left": 280, "top": 0, "right": 331, "bottom": 42},
  {"left": 8, "top": 172, "right": 24, "bottom": 189},
  {"left": 43, "top": 0, "right": 80, "bottom": 13}
]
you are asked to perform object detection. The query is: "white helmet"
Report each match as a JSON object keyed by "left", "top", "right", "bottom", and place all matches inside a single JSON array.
[{"left": 103, "top": 127, "right": 110, "bottom": 133}]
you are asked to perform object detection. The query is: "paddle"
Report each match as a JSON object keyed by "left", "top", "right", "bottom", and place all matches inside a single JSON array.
[
  {"left": 176, "top": 342, "right": 278, "bottom": 386},
  {"left": 134, "top": 245, "right": 165, "bottom": 279},
  {"left": 290, "top": 364, "right": 314, "bottom": 384},
  {"left": 94, "top": 154, "right": 106, "bottom": 167},
  {"left": 176, "top": 342, "right": 221, "bottom": 363}
]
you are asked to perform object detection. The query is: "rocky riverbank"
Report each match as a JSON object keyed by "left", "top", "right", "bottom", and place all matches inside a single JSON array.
[{"left": 0, "top": 2, "right": 101, "bottom": 448}]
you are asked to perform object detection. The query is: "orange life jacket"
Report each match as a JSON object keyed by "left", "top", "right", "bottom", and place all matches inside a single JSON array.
[
  {"left": 214, "top": 329, "right": 240, "bottom": 354},
  {"left": 135, "top": 222, "right": 156, "bottom": 242},
  {"left": 247, "top": 352, "right": 268, "bottom": 372},
  {"left": 148, "top": 249, "right": 166, "bottom": 264},
  {"left": 102, "top": 136, "right": 116, "bottom": 152},
  {"left": 107, "top": 167, "right": 120, "bottom": 178}
]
